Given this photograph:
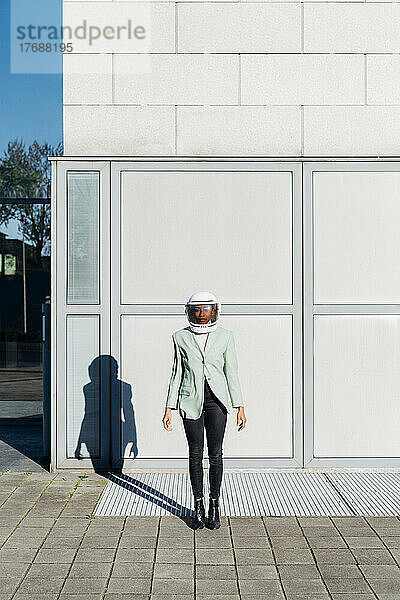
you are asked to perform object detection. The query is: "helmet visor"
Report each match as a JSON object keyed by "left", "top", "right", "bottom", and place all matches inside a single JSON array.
[{"left": 187, "top": 303, "right": 218, "bottom": 325}]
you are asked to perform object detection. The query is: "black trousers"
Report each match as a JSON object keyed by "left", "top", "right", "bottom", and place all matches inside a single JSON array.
[{"left": 182, "top": 378, "right": 228, "bottom": 500}]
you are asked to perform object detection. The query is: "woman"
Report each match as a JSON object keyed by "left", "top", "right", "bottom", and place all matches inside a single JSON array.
[{"left": 162, "top": 291, "right": 247, "bottom": 530}]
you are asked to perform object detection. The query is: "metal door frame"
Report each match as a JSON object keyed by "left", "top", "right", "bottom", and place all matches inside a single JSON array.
[
  {"left": 49, "top": 155, "right": 400, "bottom": 470},
  {"left": 110, "top": 159, "right": 303, "bottom": 469},
  {"left": 51, "top": 160, "right": 110, "bottom": 470},
  {"left": 303, "top": 161, "right": 400, "bottom": 467}
]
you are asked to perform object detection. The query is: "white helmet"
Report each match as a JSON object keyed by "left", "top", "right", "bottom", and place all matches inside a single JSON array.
[{"left": 185, "top": 291, "right": 221, "bottom": 334}]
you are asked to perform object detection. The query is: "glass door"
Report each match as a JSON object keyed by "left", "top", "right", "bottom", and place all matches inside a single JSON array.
[{"left": 0, "top": 200, "right": 50, "bottom": 469}]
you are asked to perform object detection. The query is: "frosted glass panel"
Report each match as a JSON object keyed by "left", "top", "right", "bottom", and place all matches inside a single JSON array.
[
  {"left": 314, "top": 171, "right": 400, "bottom": 304},
  {"left": 120, "top": 315, "right": 292, "bottom": 458},
  {"left": 67, "top": 171, "right": 100, "bottom": 304},
  {"left": 314, "top": 315, "right": 400, "bottom": 457},
  {"left": 121, "top": 171, "right": 292, "bottom": 304},
  {"left": 66, "top": 315, "right": 100, "bottom": 458}
]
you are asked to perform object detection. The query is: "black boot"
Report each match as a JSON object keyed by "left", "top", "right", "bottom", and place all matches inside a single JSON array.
[
  {"left": 208, "top": 494, "right": 221, "bottom": 530},
  {"left": 193, "top": 497, "right": 206, "bottom": 529}
]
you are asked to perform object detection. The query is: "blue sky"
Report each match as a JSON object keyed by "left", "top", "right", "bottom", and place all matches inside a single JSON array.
[
  {"left": 0, "top": 0, "right": 62, "bottom": 239},
  {"left": 0, "top": 0, "right": 63, "bottom": 157}
]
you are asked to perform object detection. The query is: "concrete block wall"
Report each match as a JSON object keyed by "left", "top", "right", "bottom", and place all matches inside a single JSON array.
[{"left": 63, "top": 0, "right": 400, "bottom": 156}]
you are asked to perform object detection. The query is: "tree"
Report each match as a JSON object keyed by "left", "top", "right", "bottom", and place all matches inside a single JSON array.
[{"left": 0, "top": 138, "right": 63, "bottom": 263}]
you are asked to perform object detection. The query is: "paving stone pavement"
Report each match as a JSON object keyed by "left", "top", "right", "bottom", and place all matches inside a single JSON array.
[{"left": 0, "top": 471, "right": 400, "bottom": 600}]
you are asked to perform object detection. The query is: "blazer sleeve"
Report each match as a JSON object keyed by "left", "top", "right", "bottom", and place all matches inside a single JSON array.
[
  {"left": 165, "top": 334, "right": 182, "bottom": 410},
  {"left": 223, "top": 330, "right": 244, "bottom": 408}
]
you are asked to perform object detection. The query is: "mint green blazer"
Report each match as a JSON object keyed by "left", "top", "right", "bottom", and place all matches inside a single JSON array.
[{"left": 165, "top": 325, "right": 244, "bottom": 419}]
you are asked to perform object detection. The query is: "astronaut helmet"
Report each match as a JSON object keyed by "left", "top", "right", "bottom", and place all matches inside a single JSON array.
[{"left": 185, "top": 291, "right": 221, "bottom": 334}]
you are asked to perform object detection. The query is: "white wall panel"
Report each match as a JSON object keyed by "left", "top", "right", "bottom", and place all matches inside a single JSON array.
[
  {"left": 367, "top": 55, "right": 400, "bottom": 105},
  {"left": 66, "top": 315, "right": 100, "bottom": 458},
  {"left": 304, "top": 107, "right": 400, "bottom": 157},
  {"left": 64, "top": 106, "right": 175, "bottom": 155},
  {"left": 304, "top": 3, "right": 400, "bottom": 52},
  {"left": 120, "top": 170, "right": 293, "bottom": 304},
  {"left": 120, "top": 316, "right": 185, "bottom": 459},
  {"left": 114, "top": 54, "right": 239, "bottom": 105},
  {"left": 241, "top": 54, "right": 364, "bottom": 106},
  {"left": 63, "top": 54, "right": 112, "bottom": 104},
  {"left": 177, "top": 3, "right": 301, "bottom": 53},
  {"left": 314, "top": 315, "right": 400, "bottom": 458},
  {"left": 120, "top": 315, "right": 293, "bottom": 459},
  {"left": 221, "top": 315, "right": 293, "bottom": 458},
  {"left": 313, "top": 171, "right": 400, "bottom": 304},
  {"left": 63, "top": 2, "right": 173, "bottom": 53},
  {"left": 177, "top": 107, "right": 301, "bottom": 156},
  {"left": 62, "top": 0, "right": 400, "bottom": 156}
]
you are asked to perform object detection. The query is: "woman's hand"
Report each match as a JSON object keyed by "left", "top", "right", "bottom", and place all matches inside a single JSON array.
[
  {"left": 237, "top": 407, "right": 246, "bottom": 431},
  {"left": 163, "top": 408, "right": 173, "bottom": 431}
]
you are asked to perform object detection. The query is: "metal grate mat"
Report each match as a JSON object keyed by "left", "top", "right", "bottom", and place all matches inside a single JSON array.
[{"left": 93, "top": 471, "right": 400, "bottom": 517}]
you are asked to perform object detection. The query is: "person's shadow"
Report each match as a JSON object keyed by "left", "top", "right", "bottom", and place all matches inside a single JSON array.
[
  {"left": 74, "top": 355, "right": 138, "bottom": 468},
  {"left": 74, "top": 354, "right": 196, "bottom": 527}
]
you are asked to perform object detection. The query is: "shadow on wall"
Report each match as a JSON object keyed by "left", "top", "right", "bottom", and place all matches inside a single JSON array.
[{"left": 74, "top": 355, "right": 138, "bottom": 470}]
